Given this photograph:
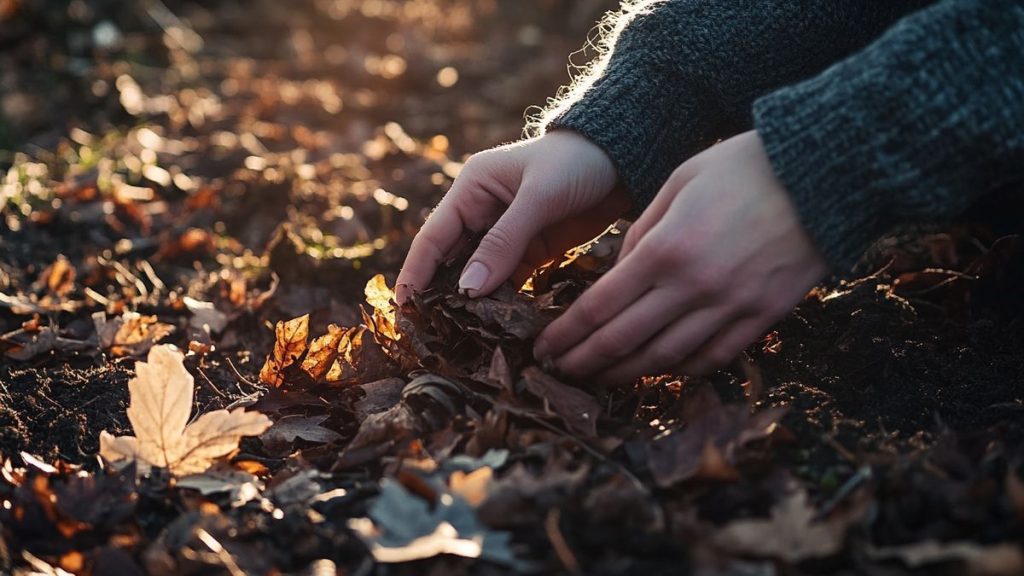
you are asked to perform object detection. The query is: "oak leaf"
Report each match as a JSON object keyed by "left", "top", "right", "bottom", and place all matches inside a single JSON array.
[{"left": 99, "top": 345, "right": 272, "bottom": 476}]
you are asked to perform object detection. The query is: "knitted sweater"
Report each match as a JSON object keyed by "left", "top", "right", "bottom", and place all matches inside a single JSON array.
[{"left": 542, "top": 0, "right": 1024, "bottom": 270}]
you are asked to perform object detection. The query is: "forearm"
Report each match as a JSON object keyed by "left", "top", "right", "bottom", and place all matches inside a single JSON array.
[
  {"left": 754, "top": 0, "right": 1024, "bottom": 270},
  {"left": 539, "top": 0, "right": 930, "bottom": 209}
]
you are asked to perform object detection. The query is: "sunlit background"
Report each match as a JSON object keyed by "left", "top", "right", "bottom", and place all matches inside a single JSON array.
[{"left": 1, "top": 0, "right": 616, "bottom": 321}]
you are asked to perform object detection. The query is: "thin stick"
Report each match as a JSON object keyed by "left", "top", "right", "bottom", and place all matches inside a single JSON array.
[
  {"left": 196, "top": 365, "right": 227, "bottom": 398},
  {"left": 545, "top": 508, "right": 581, "bottom": 575}
]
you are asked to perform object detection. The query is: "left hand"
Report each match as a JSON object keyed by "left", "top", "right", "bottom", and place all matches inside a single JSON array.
[{"left": 533, "top": 130, "right": 828, "bottom": 385}]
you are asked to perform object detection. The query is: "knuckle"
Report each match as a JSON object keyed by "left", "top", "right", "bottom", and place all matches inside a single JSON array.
[
  {"left": 689, "top": 267, "right": 726, "bottom": 297},
  {"left": 648, "top": 344, "right": 683, "bottom": 371},
  {"left": 591, "top": 330, "right": 630, "bottom": 359},
  {"left": 645, "top": 239, "right": 683, "bottom": 268},
  {"left": 480, "top": 225, "right": 516, "bottom": 254},
  {"left": 574, "top": 297, "right": 605, "bottom": 328}
]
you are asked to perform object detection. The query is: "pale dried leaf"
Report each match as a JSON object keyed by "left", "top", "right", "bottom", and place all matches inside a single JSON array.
[
  {"left": 867, "top": 540, "right": 1024, "bottom": 576},
  {"left": 184, "top": 297, "right": 228, "bottom": 333},
  {"left": 713, "top": 490, "right": 847, "bottom": 562},
  {"left": 100, "top": 345, "right": 272, "bottom": 476}
]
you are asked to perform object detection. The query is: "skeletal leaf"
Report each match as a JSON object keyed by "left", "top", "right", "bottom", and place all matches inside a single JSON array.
[{"left": 100, "top": 345, "right": 271, "bottom": 476}]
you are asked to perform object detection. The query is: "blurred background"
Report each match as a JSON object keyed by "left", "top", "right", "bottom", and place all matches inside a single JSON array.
[{"left": 0, "top": 0, "right": 618, "bottom": 322}]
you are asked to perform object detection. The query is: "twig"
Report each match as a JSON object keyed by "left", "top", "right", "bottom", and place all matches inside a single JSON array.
[
  {"left": 195, "top": 528, "right": 245, "bottom": 576},
  {"left": 545, "top": 508, "right": 581, "bottom": 575},
  {"left": 226, "top": 357, "right": 262, "bottom": 391},
  {"left": 196, "top": 365, "right": 227, "bottom": 398}
]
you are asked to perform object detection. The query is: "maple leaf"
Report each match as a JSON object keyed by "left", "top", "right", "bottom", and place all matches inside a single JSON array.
[{"left": 99, "top": 345, "right": 272, "bottom": 476}]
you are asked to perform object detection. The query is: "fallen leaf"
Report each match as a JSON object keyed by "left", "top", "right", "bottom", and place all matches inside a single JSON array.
[
  {"left": 258, "top": 314, "right": 309, "bottom": 386},
  {"left": 713, "top": 489, "right": 849, "bottom": 562},
  {"left": 351, "top": 479, "right": 519, "bottom": 566},
  {"left": 100, "top": 345, "right": 272, "bottom": 476},
  {"left": 261, "top": 414, "right": 342, "bottom": 445},
  {"left": 299, "top": 324, "right": 346, "bottom": 382},
  {"left": 183, "top": 297, "right": 228, "bottom": 334},
  {"left": 353, "top": 377, "right": 406, "bottom": 420},
  {"left": 177, "top": 468, "right": 263, "bottom": 507},
  {"left": 647, "top": 404, "right": 787, "bottom": 488},
  {"left": 867, "top": 540, "right": 1024, "bottom": 576},
  {"left": 94, "top": 311, "right": 175, "bottom": 357},
  {"left": 450, "top": 467, "right": 492, "bottom": 507},
  {"left": 519, "top": 367, "right": 600, "bottom": 437}
]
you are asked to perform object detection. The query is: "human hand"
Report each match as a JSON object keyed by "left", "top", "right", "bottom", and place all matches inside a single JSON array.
[
  {"left": 533, "top": 130, "right": 828, "bottom": 385},
  {"left": 396, "top": 130, "right": 631, "bottom": 302}
]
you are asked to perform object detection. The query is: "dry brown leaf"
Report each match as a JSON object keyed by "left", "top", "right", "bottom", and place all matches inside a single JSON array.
[
  {"left": 647, "top": 404, "right": 787, "bottom": 488},
  {"left": 450, "top": 467, "right": 493, "bottom": 507},
  {"left": 100, "top": 345, "right": 272, "bottom": 476},
  {"left": 94, "top": 311, "right": 175, "bottom": 357},
  {"left": 261, "top": 414, "right": 342, "bottom": 445},
  {"left": 300, "top": 324, "right": 346, "bottom": 382},
  {"left": 259, "top": 314, "right": 309, "bottom": 386},
  {"left": 519, "top": 367, "right": 600, "bottom": 437},
  {"left": 712, "top": 489, "right": 847, "bottom": 562}
]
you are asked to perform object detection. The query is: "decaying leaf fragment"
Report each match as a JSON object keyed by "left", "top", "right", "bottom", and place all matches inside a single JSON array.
[
  {"left": 520, "top": 367, "right": 601, "bottom": 437},
  {"left": 258, "top": 314, "right": 309, "bottom": 386},
  {"left": 712, "top": 489, "right": 851, "bottom": 562},
  {"left": 94, "top": 311, "right": 175, "bottom": 357},
  {"left": 100, "top": 345, "right": 272, "bottom": 476},
  {"left": 647, "top": 402, "right": 787, "bottom": 488},
  {"left": 350, "top": 479, "right": 519, "bottom": 566},
  {"left": 867, "top": 540, "right": 1024, "bottom": 575}
]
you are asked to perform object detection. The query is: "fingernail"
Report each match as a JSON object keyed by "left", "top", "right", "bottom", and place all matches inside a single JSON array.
[{"left": 459, "top": 261, "right": 489, "bottom": 294}]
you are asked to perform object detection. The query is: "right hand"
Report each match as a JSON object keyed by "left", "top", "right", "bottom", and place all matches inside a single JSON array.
[{"left": 396, "top": 130, "right": 631, "bottom": 302}]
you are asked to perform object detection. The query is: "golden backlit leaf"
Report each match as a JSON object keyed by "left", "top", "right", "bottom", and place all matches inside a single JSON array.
[
  {"left": 300, "top": 323, "right": 346, "bottom": 382},
  {"left": 94, "top": 311, "right": 175, "bottom": 357},
  {"left": 259, "top": 313, "right": 310, "bottom": 386},
  {"left": 450, "top": 467, "right": 493, "bottom": 507}
]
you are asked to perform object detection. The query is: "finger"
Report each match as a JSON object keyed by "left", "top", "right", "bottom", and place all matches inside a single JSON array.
[
  {"left": 553, "top": 286, "right": 686, "bottom": 378},
  {"left": 678, "top": 315, "right": 770, "bottom": 376},
  {"left": 533, "top": 252, "right": 656, "bottom": 361},
  {"left": 396, "top": 199, "right": 467, "bottom": 303},
  {"left": 459, "top": 196, "right": 545, "bottom": 297},
  {"left": 595, "top": 305, "right": 732, "bottom": 387},
  {"left": 619, "top": 161, "right": 699, "bottom": 262},
  {"left": 397, "top": 163, "right": 514, "bottom": 302}
]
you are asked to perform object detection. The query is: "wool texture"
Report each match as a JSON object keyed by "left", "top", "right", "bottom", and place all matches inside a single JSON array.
[{"left": 543, "top": 0, "right": 1024, "bottom": 270}]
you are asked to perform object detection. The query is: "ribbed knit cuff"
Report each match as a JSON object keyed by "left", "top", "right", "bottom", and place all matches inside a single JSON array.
[
  {"left": 753, "top": 85, "right": 892, "bottom": 272},
  {"left": 546, "top": 62, "right": 708, "bottom": 213},
  {"left": 754, "top": 0, "right": 1024, "bottom": 272}
]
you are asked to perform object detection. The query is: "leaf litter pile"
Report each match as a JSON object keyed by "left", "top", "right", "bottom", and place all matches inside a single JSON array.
[{"left": 2, "top": 1, "right": 1024, "bottom": 574}]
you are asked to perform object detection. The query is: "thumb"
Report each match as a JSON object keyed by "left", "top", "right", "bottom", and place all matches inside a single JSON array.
[{"left": 458, "top": 197, "right": 543, "bottom": 297}]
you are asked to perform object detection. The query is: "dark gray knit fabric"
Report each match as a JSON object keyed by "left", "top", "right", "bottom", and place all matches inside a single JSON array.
[{"left": 544, "top": 0, "right": 1024, "bottom": 271}]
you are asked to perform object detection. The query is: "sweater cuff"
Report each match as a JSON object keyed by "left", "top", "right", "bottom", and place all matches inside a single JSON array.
[
  {"left": 544, "top": 61, "right": 711, "bottom": 213},
  {"left": 753, "top": 86, "right": 891, "bottom": 272}
]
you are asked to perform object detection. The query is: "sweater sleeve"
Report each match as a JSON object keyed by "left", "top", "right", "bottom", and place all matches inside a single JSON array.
[
  {"left": 541, "top": 0, "right": 930, "bottom": 210},
  {"left": 754, "top": 0, "right": 1024, "bottom": 270}
]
